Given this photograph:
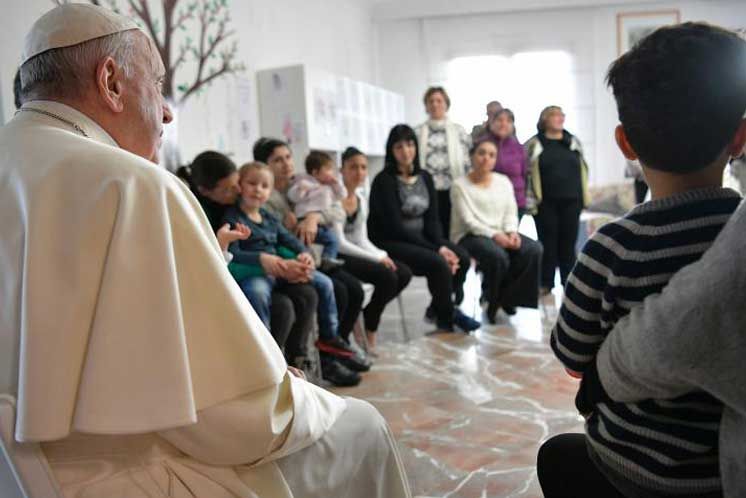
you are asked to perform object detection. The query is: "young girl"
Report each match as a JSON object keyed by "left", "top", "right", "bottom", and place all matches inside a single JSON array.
[{"left": 223, "top": 162, "right": 365, "bottom": 386}]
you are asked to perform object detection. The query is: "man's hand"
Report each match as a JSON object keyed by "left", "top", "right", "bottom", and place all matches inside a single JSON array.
[{"left": 216, "top": 223, "right": 251, "bottom": 252}]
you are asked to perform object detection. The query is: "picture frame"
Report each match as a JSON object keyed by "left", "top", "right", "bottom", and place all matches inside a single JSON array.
[{"left": 617, "top": 10, "right": 681, "bottom": 55}]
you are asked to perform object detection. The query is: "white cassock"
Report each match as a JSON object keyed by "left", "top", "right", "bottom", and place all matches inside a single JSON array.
[{"left": 0, "top": 100, "right": 411, "bottom": 498}]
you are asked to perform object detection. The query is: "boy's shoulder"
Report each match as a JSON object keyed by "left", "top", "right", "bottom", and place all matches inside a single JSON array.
[{"left": 585, "top": 188, "right": 742, "bottom": 256}]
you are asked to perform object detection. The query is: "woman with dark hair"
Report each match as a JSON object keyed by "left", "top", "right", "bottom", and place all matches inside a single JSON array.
[
  {"left": 176, "top": 151, "right": 318, "bottom": 371},
  {"left": 451, "top": 139, "right": 542, "bottom": 323},
  {"left": 415, "top": 86, "right": 472, "bottom": 237},
  {"left": 483, "top": 108, "right": 529, "bottom": 219},
  {"left": 253, "top": 138, "right": 370, "bottom": 382},
  {"left": 333, "top": 147, "right": 413, "bottom": 353},
  {"left": 368, "top": 124, "right": 480, "bottom": 333},
  {"left": 525, "top": 106, "right": 590, "bottom": 294}
]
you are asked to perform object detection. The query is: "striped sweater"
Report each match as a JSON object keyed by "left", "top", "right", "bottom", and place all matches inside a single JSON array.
[{"left": 551, "top": 187, "right": 742, "bottom": 496}]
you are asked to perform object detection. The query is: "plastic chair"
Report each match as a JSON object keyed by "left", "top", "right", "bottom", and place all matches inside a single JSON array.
[{"left": 0, "top": 395, "right": 63, "bottom": 498}]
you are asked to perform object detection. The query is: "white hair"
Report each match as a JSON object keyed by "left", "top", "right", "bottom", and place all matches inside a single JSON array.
[{"left": 20, "top": 29, "right": 140, "bottom": 101}]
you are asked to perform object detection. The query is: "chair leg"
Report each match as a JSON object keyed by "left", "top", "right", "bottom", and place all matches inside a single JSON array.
[{"left": 397, "top": 294, "right": 411, "bottom": 343}]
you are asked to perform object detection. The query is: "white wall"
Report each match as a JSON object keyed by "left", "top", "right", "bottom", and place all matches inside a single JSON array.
[
  {"left": 375, "top": 0, "right": 746, "bottom": 186},
  {"left": 1, "top": 0, "right": 378, "bottom": 167}
]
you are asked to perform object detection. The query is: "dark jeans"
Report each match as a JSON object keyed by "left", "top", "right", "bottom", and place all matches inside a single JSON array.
[
  {"left": 458, "top": 234, "right": 542, "bottom": 309},
  {"left": 436, "top": 188, "right": 452, "bottom": 240},
  {"left": 237, "top": 284, "right": 314, "bottom": 359},
  {"left": 325, "top": 268, "right": 364, "bottom": 342},
  {"left": 239, "top": 271, "right": 339, "bottom": 341},
  {"left": 534, "top": 198, "right": 583, "bottom": 289},
  {"left": 379, "top": 240, "right": 469, "bottom": 328},
  {"left": 341, "top": 254, "right": 413, "bottom": 332},
  {"left": 537, "top": 434, "right": 625, "bottom": 498},
  {"left": 634, "top": 178, "right": 649, "bottom": 204},
  {"left": 314, "top": 224, "right": 339, "bottom": 259},
  {"left": 279, "top": 283, "right": 317, "bottom": 359}
]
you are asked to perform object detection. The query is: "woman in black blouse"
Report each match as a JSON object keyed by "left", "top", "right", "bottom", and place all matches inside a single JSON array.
[
  {"left": 368, "top": 125, "right": 480, "bottom": 333},
  {"left": 525, "top": 107, "right": 590, "bottom": 294}
]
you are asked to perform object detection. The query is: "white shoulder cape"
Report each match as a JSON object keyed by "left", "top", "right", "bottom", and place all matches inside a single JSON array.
[{"left": 0, "top": 101, "right": 344, "bottom": 445}]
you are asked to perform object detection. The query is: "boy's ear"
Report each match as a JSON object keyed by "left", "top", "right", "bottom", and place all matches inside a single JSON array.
[
  {"left": 727, "top": 119, "right": 746, "bottom": 157},
  {"left": 614, "top": 125, "right": 638, "bottom": 161}
]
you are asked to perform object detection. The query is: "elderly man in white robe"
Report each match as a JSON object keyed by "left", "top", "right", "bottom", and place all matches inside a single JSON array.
[{"left": 0, "top": 4, "right": 410, "bottom": 498}]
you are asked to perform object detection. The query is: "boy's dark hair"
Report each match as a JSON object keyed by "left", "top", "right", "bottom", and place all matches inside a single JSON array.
[
  {"left": 423, "top": 86, "right": 451, "bottom": 110},
  {"left": 607, "top": 22, "right": 746, "bottom": 173},
  {"left": 253, "top": 137, "right": 288, "bottom": 164},
  {"left": 383, "top": 124, "right": 422, "bottom": 175},
  {"left": 341, "top": 146, "right": 365, "bottom": 164},
  {"left": 176, "top": 150, "right": 236, "bottom": 192},
  {"left": 305, "top": 150, "right": 334, "bottom": 175}
]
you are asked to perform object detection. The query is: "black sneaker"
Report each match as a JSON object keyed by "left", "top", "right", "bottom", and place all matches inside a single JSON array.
[
  {"left": 321, "top": 356, "right": 361, "bottom": 387},
  {"left": 337, "top": 353, "right": 372, "bottom": 372},
  {"left": 503, "top": 306, "right": 517, "bottom": 316},
  {"left": 453, "top": 309, "right": 481, "bottom": 333}
]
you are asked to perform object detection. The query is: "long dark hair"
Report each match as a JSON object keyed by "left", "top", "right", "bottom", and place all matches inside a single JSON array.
[
  {"left": 253, "top": 137, "right": 289, "bottom": 164},
  {"left": 176, "top": 151, "right": 237, "bottom": 193},
  {"left": 383, "top": 124, "right": 421, "bottom": 175}
]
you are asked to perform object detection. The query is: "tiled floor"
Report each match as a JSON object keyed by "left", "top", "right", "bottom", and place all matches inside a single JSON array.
[{"left": 331, "top": 270, "right": 583, "bottom": 498}]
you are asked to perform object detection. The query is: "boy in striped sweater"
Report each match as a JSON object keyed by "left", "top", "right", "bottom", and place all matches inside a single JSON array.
[{"left": 542, "top": 23, "right": 746, "bottom": 498}]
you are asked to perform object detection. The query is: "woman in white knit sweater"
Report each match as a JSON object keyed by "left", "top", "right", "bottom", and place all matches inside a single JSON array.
[
  {"left": 451, "top": 139, "right": 543, "bottom": 323},
  {"left": 333, "top": 147, "right": 413, "bottom": 352}
]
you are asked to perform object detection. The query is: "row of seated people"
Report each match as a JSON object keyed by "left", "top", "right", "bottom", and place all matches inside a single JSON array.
[{"left": 177, "top": 126, "right": 543, "bottom": 387}]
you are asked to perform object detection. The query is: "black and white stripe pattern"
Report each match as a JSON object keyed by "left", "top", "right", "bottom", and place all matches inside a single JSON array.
[{"left": 551, "top": 187, "right": 742, "bottom": 495}]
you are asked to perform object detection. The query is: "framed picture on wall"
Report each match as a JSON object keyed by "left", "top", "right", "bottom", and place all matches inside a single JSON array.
[{"left": 617, "top": 10, "right": 681, "bottom": 55}]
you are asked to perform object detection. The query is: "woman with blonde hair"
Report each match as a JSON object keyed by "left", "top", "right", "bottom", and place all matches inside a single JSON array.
[{"left": 525, "top": 106, "right": 590, "bottom": 294}]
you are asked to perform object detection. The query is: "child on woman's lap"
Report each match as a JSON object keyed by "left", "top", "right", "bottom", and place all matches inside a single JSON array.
[{"left": 288, "top": 150, "right": 346, "bottom": 272}]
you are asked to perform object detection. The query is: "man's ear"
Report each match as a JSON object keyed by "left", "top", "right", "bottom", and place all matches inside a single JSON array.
[
  {"left": 96, "top": 56, "right": 125, "bottom": 113},
  {"left": 615, "top": 125, "right": 638, "bottom": 161},
  {"left": 727, "top": 119, "right": 746, "bottom": 157}
]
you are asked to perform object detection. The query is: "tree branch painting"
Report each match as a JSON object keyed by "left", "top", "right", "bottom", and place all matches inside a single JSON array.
[{"left": 54, "top": 0, "right": 245, "bottom": 106}]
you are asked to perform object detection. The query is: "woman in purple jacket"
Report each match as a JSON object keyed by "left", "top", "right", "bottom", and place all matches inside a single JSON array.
[{"left": 484, "top": 109, "right": 529, "bottom": 219}]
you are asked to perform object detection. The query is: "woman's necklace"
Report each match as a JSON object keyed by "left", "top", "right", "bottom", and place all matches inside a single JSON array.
[{"left": 17, "top": 107, "right": 89, "bottom": 138}]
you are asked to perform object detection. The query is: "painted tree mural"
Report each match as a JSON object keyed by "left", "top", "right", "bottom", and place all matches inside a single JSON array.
[{"left": 55, "top": 0, "right": 245, "bottom": 106}]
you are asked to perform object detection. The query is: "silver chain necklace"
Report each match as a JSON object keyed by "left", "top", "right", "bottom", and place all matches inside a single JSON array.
[{"left": 17, "top": 107, "right": 89, "bottom": 138}]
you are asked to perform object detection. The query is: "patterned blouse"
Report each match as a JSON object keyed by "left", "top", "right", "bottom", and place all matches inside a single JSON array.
[{"left": 423, "top": 122, "right": 471, "bottom": 191}]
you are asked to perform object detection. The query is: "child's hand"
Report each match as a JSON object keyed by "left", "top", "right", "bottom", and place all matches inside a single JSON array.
[
  {"left": 217, "top": 223, "right": 251, "bottom": 252},
  {"left": 297, "top": 252, "right": 316, "bottom": 269}
]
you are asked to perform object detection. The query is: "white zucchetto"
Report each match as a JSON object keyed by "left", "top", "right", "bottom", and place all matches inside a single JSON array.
[{"left": 22, "top": 3, "right": 140, "bottom": 65}]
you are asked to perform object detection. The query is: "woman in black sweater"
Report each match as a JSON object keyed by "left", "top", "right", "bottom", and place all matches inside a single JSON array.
[{"left": 368, "top": 125, "right": 480, "bottom": 333}]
